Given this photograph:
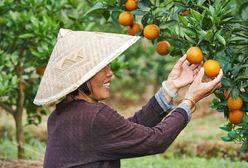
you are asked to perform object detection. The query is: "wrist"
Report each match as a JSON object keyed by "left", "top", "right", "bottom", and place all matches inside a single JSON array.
[
  {"left": 182, "top": 97, "right": 196, "bottom": 113},
  {"left": 166, "top": 80, "right": 179, "bottom": 93},
  {"left": 162, "top": 81, "right": 178, "bottom": 98},
  {"left": 182, "top": 99, "right": 193, "bottom": 109}
]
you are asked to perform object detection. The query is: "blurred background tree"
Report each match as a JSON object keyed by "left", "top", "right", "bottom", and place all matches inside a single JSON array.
[{"left": 0, "top": 0, "right": 173, "bottom": 159}]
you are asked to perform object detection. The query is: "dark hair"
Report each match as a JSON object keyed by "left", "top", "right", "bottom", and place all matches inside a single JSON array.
[{"left": 71, "top": 82, "right": 91, "bottom": 97}]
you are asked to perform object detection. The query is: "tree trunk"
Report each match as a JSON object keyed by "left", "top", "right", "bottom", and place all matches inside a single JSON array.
[
  {"left": 14, "top": 63, "right": 25, "bottom": 159},
  {"left": 14, "top": 86, "right": 25, "bottom": 159}
]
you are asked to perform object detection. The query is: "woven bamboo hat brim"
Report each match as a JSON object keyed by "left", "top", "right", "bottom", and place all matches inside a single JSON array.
[{"left": 33, "top": 28, "right": 140, "bottom": 105}]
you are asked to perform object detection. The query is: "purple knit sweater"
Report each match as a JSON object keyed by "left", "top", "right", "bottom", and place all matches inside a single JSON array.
[{"left": 44, "top": 97, "right": 188, "bottom": 168}]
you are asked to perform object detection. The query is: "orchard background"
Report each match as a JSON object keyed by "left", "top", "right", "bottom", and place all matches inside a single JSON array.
[{"left": 0, "top": 0, "right": 248, "bottom": 167}]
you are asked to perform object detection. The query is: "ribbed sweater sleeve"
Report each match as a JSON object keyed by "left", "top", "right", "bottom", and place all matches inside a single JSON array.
[{"left": 91, "top": 105, "right": 188, "bottom": 160}]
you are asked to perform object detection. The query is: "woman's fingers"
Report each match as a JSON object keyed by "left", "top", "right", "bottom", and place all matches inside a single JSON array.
[
  {"left": 174, "top": 54, "right": 187, "bottom": 68},
  {"left": 190, "top": 64, "right": 198, "bottom": 70},
  {"left": 193, "top": 68, "right": 199, "bottom": 76},
  {"left": 195, "top": 68, "right": 205, "bottom": 83},
  {"left": 209, "top": 69, "right": 223, "bottom": 87}
]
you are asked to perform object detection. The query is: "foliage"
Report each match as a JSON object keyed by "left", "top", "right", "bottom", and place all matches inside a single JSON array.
[
  {"left": 88, "top": 0, "right": 248, "bottom": 151},
  {"left": 0, "top": 0, "right": 100, "bottom": 124},
  {"left": 0, "top": 0, "right": 120, "bottom": 158}
]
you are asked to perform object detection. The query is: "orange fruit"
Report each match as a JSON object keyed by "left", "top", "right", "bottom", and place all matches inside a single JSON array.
[
  {"left": 181, "top": 10, "right": 190, "bottom": 16},
  {"left": 186, "top": 47, "right": 204, "bottom": 64},
  {"left": 224, "top": 89, "right": 230, "bottom": 99},
  {"left": 127, "top": 22, "right": 142, "bottom": 35},
  {"left": 118, "top": 11, "right": 134, "bottom": 26},
  {"left": 156, "top": 41, "right": 171, "bottom": 55},
  {"left": 125, "top": 0, "right": 138, "bottom": 11},
  {"left": 229, "top": 110, "right": 244, "bottom": 125},
  {"left": 36, "top": 67, "right": 45, "bottom": 76},
  {"left": 203, "top": 59, "right": 220, "bottom": 78},
  {"left": 227, "top": 96, "right": 243, "bottom": 110},
  {"left": 143, "top": 24, "right": 160, "bottom": 40}
]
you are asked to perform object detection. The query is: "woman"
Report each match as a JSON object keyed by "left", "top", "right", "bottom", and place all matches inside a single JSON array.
[{"left": 34, "top": 29, "right": 223, "bottom": 168}]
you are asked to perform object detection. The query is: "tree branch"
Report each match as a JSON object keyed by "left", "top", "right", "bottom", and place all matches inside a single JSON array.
[{"left": 0, "top": 102, "right": 15, "bottom": 115}]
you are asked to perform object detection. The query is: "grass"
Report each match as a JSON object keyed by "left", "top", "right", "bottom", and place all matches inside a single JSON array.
[
  {"left": 0, "top": 137, "right": 46, "bottom": 160},
  {"left": 121, "top": 155, "right": 248, "bottom": 168},
  {"left": 0, "top": 112, "right": 46, "bottom": 160}
]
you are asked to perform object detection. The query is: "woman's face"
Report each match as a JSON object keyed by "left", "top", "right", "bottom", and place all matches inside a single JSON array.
[{"left": 88, "top": 65, "right": 113, "bottom": 101}]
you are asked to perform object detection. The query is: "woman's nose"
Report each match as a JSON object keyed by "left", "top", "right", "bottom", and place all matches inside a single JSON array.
[{"left": 106, "top": 66, "right": 113, "bottom": 77}]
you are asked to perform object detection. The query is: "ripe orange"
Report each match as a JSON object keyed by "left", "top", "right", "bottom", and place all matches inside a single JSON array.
[
  {"left": 229, "top": 110, "right": 244, "bottom": 125},
  {"left": 118, "top": 11, "right": 134, "bottom": 26},
  {"left": 186, "top": 47, "right": 204, "bottom": 64},
  {"left": 36, "top": 67, "right": 45, "bottom": 76},
  {"left": 125, "top": 0, "right": 138, "bottom": 11},
  {"left": 227, "top": 96, "right": 243, "bottom": 110},
  {"left": 203, "top": 59, "right": 220, "bottom": 78},
  {"left": 143, "top": 24, "right": 160, "bottom": 40},
  {"left": 127, "top": 22, "right": 142, "bottom": 36},
  {"left": 181, "top": 10, "right": 190, "bottom": 16},
  {"left": 156, "top": 41, "right": 171, "bottom": 55}
]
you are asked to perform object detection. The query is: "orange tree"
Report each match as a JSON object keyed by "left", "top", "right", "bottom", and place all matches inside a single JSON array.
[
  {"left": 0, "top": 0, "right": 124, "bottom": 159},
  {"left": 90, "top": 0, "right": 248, "bottom": 151}
]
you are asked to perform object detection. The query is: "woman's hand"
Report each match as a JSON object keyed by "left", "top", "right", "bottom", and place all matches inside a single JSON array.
[
  {"left": 184, "top": 68, "right": 223, "bottom": 104},
  {"left": 167, "top": 54, "right": 202, "bottom": 93}
]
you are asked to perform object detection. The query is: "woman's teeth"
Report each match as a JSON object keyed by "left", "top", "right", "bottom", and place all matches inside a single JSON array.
[{"left": 103, "top": 83, "right": 110, "bottom": 88}]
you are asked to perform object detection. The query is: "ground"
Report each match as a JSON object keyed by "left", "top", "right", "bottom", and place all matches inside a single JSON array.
[{"left": 0, "top": 158, "right": 42, "bottom": 168}]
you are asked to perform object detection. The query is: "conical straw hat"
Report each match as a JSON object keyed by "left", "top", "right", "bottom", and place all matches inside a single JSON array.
[{"left": 34, "top": 28, "right": 140, "bottom": 105}]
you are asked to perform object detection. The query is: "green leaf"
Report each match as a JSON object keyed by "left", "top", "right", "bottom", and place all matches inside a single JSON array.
[
  {"left": 221, "top": 136, "right": 233, "bottom": 142},
  {"left": 221, "top": 77, "right": 232, "bottom": 87},
  {"left": 231, "top": 88, "right": 240, "bottom": 99},
  {"left": 220, "top": 123, "right": 233, "bottom": 131},
  {"left": 102, "top": 10, "right": 110, "bottom": 21},
  {"left": 84, "top": 2, "right": 107, "bottom": 17},
  {"left": 239, "top": 2, "right": 248, "bottom": 20},
  {"left": 197, "top": 0, "right": 207, "bottom": 6},
  {"left": 209, "top": 5, "right": 215, "bottom": 16},
  {"left": 240, "top": 93, "right": 248, "bottom": 102},
  {"left": 175, "top": 24, "right": 180, "bottom": 36},
  {"left": 242, "top": 115, "right": 248, "bottom": 124},
  {"left": 111, "top": 10, "right": 120, "bottom": 24},
  {"left": 19, "top": 33, "right": 34, "bottom": 39},
  {"left": 228, "top": 130, "right": 238, "bottom": 139},
  {"left": 184, "top": 33, "right": 195, "bottom": 44},
  {"left": 178, "top": 15, "right": 188, "bottom": 26},
  {"left": 132, "top": 10, "right": 146, "bottom": 16},
  {"left": 216, "top": 34, "right": 226, "bottom": 46},
  {"left": 190, "top": 9, "right": 202, "bottom": 22},
  {"left": 204, "top": 31, "right": 213, "bottom": 41}
]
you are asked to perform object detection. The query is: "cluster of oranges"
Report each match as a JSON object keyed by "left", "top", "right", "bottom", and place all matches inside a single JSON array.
[
  {"left": 186, "top": 47, "right": 245, "bottom": 125},
  {"left": 225, "top": 92, "right": 244, "bottom": 125},
  {"left": 118, "top": 0, "right": 141, "bottom": 36},
  {"left": 118, "top": 1, "right": 170, "bottom": 56},
  {"left": 186, "top": 47, "right": 220, "bottom": 78}
]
